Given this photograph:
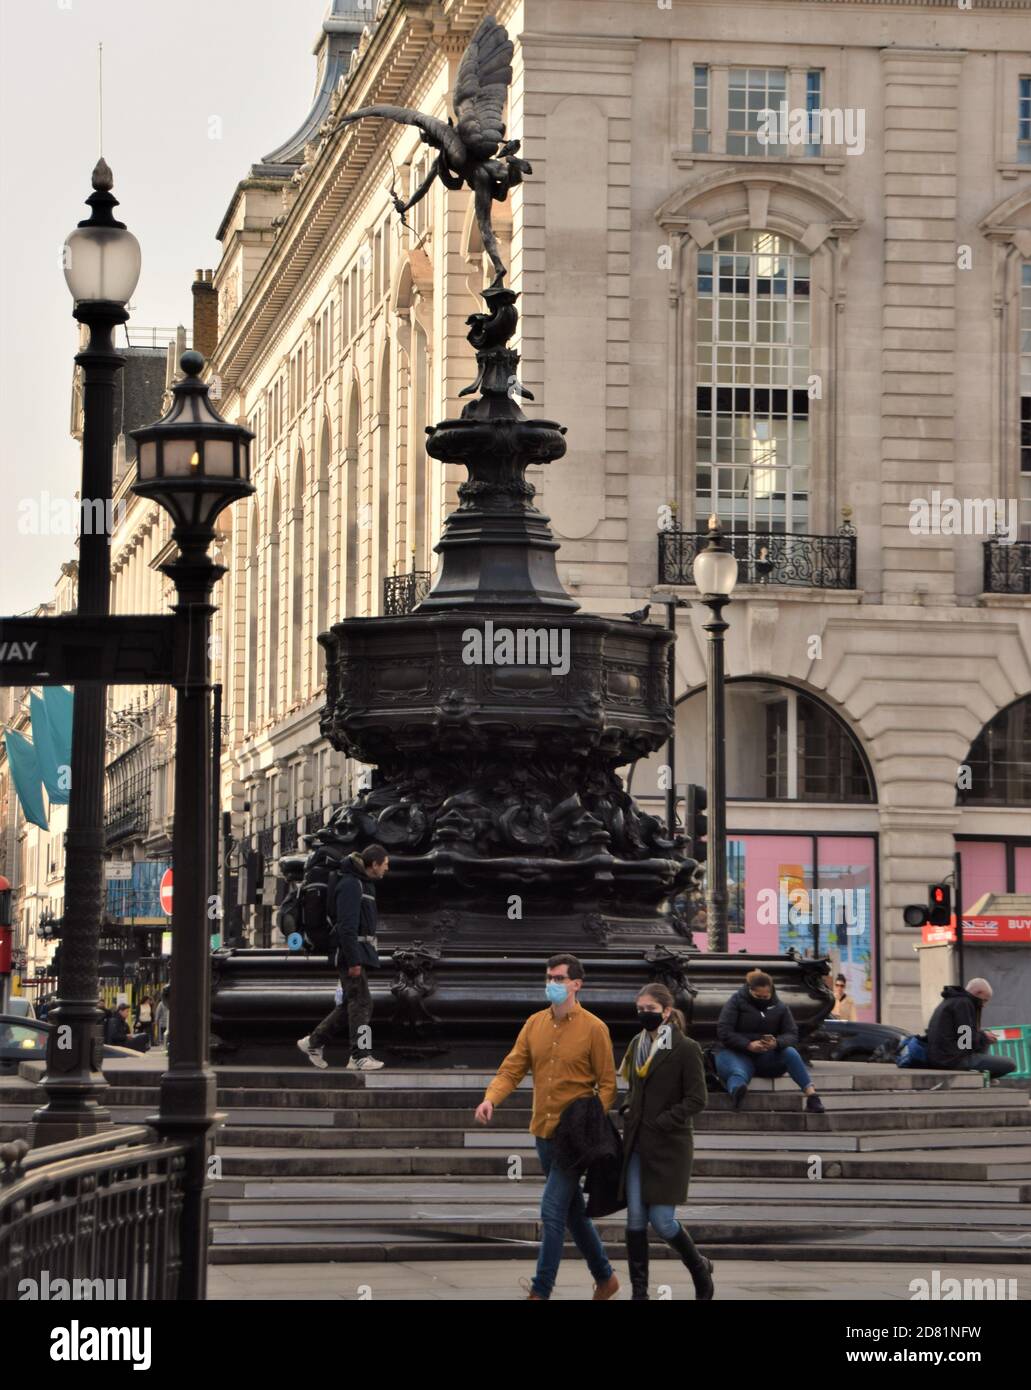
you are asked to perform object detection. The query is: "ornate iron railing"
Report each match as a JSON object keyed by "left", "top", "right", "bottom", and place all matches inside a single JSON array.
[
  {"left": 0, "top": 1126, "right": 189, "bottom": 1301},
  {"left": 658, "top": 527, "right": 857, "bottom": 590},
  {"left": 983, "top": 539, "right": 1031, "bottom": 594},
  {"left": 304, "top": 809, "right": 326, "bottom": 837},
  {"left": 383, "top": 571, "right": 431, "bottom": 615},
  {"left": 279, "top": 819, "right": 299, "bottom": 854}
]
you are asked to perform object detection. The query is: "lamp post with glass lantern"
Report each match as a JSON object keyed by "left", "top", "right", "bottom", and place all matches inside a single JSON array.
[
  {"left": 692, "top": 515, "right": 739, "bottom": 952},
  {"left": 131, "top": 350, "right": 253, "bottom": 1300},
  {"left": 32, "top": 160, "right": 141, "bottom": 1142}
]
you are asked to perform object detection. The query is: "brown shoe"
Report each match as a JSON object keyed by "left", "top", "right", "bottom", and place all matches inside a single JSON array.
[
  {"left": 520, "top": 1277, "right": 546, "bottom": 1300},
  {"left": 592, "top": 1273, "right": 620, "bottom": 1301}
]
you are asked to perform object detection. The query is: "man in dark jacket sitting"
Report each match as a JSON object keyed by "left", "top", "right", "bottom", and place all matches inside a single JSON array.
[
  {"left": 715, "top": 969, "right": 826, "bottom": 1112},
  {"left": 297, "top": 844, "right": 389, "bottom": 1073},
  {"left": 926, "top": 979, "right": 1016, "bottom": 1079},
  {"left": 104, "top": 1003, "right": 148, "bottom": 1053}
]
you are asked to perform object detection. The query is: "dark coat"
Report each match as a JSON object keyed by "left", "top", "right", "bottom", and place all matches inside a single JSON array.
[
  {"left": 553, "top": 1094, "right": 624, "bottom": 1217},
  {"left": 105, "top": 1012, "right": 130, "bottom": 1044},
  {"left": 716, "top": 983, "right": 799, "bottom": 1054},
  {"left": 329, "top": 854, "right": 380, "bottom": 969},
  {"left": 927, "top": 986, "right": 991, "bottom": 1067},
  {"left": 618, "top": 1026, "right": 707, "bottom": 1207}
]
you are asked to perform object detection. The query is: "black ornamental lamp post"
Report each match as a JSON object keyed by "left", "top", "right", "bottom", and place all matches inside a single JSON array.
[
  {"left": 33, "top": 160, "right": 141, "bottom": 1143},
  {"left": 692, "top": 515, "right": 739, "bottom": 952},
  {"left": 131, "top": 351, "right": 253, "bottom": 1300}
]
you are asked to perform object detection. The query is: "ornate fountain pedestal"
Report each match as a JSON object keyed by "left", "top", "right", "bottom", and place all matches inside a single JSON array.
[{"left": 211, "top": 286, "right": 830, "bottom": 1060}]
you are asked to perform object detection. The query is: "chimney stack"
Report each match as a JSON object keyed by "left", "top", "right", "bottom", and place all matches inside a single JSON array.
[{"left": 191, "top": 268, "right": 218, "bottom": 361}]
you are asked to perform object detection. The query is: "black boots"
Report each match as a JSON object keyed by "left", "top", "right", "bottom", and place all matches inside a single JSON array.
[
  {"left": 625, "top": 1227, "right": 650, "bottom": 1301},
  {"left": 667, "top": 1225, "right": 715, "bottom": 1300}
]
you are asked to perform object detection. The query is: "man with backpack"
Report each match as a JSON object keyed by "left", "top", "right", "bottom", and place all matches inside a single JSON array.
[{"left": 297, "top": 843, "right": 389, "bottom": 1072}]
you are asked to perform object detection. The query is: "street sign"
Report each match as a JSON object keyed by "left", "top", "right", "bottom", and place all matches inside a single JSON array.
[
  {"left": 105, "top": 862, "right": 133, "bottom": 881},
  {"left": 159, "top": 869, "right": 173, "bottom": 916},
  {"left": 0, "top": 614, "right": 178, "bottom": 687}
]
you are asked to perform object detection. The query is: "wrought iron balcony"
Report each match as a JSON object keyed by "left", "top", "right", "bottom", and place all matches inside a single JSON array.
[
  {"left": 257, "top": 827, "right": 275, "bottom": 861},
  {"left": 984, "top": 539, "right": 1031, "bottom": 594},
  {"left": 279, "top": 819, "right": 299, "bottom": 854},
  {"left": 383, "top": 570, "right": 431, "bottom": 615},
  {"left": 658, "top": 525, "right": 857, "bottom": 591},
  {"left": 104, "top": 802, "right": 150, "bottom": 844}
]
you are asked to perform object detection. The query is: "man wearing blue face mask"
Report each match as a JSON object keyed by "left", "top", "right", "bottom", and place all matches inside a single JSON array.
[{"left": 475, "top": 953, "right": 619, "bottom": 1300}]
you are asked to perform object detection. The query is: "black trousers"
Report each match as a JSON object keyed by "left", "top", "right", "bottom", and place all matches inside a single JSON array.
[{"left": 309, "top": 968, "right": 373, "bottom": 1057}]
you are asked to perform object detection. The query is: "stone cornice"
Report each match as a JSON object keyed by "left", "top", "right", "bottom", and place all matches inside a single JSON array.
[{"left": 212, "top": 2, "right": 439, "bottom": 394}]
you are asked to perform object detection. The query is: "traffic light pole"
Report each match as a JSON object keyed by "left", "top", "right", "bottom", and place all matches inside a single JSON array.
[{"left": 953, "top": 853, "right": 964, "bottom": 984}]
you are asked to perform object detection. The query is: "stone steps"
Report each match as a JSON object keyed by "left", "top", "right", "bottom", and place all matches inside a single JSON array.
[
  {"left": 212, "top": 1141, "right": 1031, "bottom": 1183},
  {"left": 210, "top": 1175, "right": 1031, "bottom": 1206},
  {"left": 6, "top": 1059, "right": 1028, "bottom": 1265}
]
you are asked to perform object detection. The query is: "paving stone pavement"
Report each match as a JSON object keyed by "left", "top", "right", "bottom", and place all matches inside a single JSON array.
[{"left": 206, "top": 1259, "right": 1029, "bottom": 1301}]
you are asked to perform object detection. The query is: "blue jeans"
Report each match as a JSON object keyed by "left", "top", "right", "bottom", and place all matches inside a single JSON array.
[
  {"left": 624, "top": 1149, "right": 680, "bottom": 1240},
  {"left": 716, "top": 1045, "right": 812, "bottom": 1094},
  {"left": 532, "top": 1137, "right": 613, "bottom": 1298},
  {"left": 958, "top": 1052, "right": 1016, "bottom": 1079}
]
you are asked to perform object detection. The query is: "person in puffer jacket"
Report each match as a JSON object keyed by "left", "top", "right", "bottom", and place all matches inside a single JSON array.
[
  {"left": 715, "top": 968, "right": 827, "bottom": 1113},
  {"left": 926, "top": 979, "right": 1015, "bottom": 1078}
]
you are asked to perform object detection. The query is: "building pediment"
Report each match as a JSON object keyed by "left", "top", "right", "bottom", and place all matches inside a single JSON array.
[
  {"left": 656, "top": 166, "right": 863, "bottom": 247},
  {"left": 979, "top": 187, "right": 1031, "bottom": 254}
]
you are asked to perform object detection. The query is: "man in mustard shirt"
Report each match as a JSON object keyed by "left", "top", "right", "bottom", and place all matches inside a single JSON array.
[{"left": 475, "top": 953, "right": 619, "bottom": 1300}]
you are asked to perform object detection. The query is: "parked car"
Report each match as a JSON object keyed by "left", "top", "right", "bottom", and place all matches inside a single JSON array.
[
  {"left": 806, "top": 1017, "right": 909, "bottom": 1063},
  {"left": 0, "top": 1015, "right": 141, "bottom": 1073},
  {"left": 5, "top": 996, "right": 35, "bottom": 1020}
]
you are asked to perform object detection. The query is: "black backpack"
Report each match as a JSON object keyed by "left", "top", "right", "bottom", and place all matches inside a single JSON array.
[
  {"left": 276, "top": 853, "right": 308, "bottom": 945},
  {"left": 298, "top": 846, "right": 348, "bottom": 959},
  {"left": 275, "top": 883, "right": 303, "bottom": 942}
]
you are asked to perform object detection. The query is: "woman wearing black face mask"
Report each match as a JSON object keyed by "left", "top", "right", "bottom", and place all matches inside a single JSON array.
[{"left": 617, "top": 984, "right": 712, "bottom": 1301}]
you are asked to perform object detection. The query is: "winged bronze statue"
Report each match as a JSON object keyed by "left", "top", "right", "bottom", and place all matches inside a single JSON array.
[{"left": 333, "top": 15, "right": 530, "bottom": 285}]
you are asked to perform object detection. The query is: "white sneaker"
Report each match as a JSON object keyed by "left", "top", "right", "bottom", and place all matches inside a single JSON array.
[
  {"left": 346, "top": 1055, "right": 385, "bottom": 1072},
  {"left": 297, "top": 1035, "right": 328, "bottom": 1070}
]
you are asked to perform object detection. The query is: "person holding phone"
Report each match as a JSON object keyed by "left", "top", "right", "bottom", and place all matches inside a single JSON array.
[{"left": 715, "top": 969, "right": 826, "bottom": 1112}]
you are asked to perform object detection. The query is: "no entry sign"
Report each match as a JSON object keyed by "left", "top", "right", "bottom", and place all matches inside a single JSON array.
[{"left": 160, "top": 868, "right": 173, "bottom": 917}]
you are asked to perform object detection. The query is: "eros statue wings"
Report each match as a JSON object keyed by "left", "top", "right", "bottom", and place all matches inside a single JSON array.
[{"left": 333, "top": 15, "right": 530, "bottom": 285}]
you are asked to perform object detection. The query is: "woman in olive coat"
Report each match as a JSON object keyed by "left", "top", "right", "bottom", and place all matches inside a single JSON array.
[{"left": 618, "top": 983, "right": 713, "bottom": 1301}]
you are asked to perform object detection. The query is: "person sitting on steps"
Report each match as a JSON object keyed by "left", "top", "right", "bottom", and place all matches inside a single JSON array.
[{"left": 714, "top": 968, "right": 826, "bottom": 1113}]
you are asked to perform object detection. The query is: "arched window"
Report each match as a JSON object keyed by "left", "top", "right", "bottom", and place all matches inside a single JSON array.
[
  {"left": 958, "top": 695, "right": 1031, "bottom": 805},
  {"left": 696, "top": 230, "right": 811, "bottom": 536},
  {"left": 290, "top": 451, "right": 304, "bottom": 703},
  {"left": 268, "top": 480, "right": 281, "bottom": 718},
  {"left": 316, "top": 418, "right": 331, "bottom": 684},
  {"left": 679, "top": 679, "right": 874, "bottom": 803},
  {"left": 376, "top": 344, "right": 391, "bottom": 613},
  {"left": 345, "top": 384, "right": 360, "bottom": 617},
  {"left": 246, "top": 506, "right": 259, "bottom": 731}
]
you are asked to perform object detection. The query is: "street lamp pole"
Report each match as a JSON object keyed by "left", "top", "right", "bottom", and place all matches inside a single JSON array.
[
  {"left": 132, "top": 350, "right": 253, "bottom": 1299},
  {"left": 663, "top": 596, "right": 689, "bottom": 836},
  {"left": 33, "top": 161, "right": 141, "bottom": 1143},
  {"left": 692, "top": 516, "right": 739, "bottom": 953}
]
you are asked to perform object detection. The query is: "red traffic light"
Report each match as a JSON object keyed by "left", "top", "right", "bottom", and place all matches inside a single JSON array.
[{"left": 928, "top": 882, "right": 952, "bottom": 926}]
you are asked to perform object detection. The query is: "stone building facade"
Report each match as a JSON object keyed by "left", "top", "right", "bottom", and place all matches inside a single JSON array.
[{"left": 205, "top": 0, "right": 1031, "bottom": 1026}]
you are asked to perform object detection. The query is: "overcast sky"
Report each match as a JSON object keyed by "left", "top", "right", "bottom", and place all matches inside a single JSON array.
[{"left": 0, "top": 0, "right": 325, "bottom": 614}]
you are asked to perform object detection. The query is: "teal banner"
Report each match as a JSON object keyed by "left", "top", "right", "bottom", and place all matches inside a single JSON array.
[
  {"left": 43, "top": 685, "right": 73, "bottom": 773},
  {"left": 30, "top": 692, "right": 68, "bottom": 805},
  {"left": 3, "top": 729, "right": 48, "bottom": 830}
]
